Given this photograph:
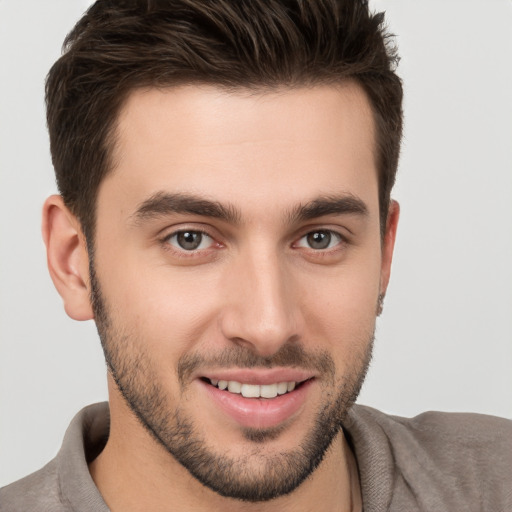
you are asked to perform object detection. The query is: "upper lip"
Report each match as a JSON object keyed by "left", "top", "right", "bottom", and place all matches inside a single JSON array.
[{"left": 198, "top": 368, "right": 316, "bottom": 385}]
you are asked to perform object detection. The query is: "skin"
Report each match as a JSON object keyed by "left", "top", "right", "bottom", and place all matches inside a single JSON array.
[{"left": 42, "top": 83, "right": 399, "bottom": 512}]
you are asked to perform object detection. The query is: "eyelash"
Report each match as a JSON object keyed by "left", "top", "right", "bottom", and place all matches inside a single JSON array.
[
  {"left": 160, "top": 229, "right": 219, "bottom": 258},
  {"left": 159, "top": 227, "right": 348, "bottom": 258},
  {"left": 294, "top": 230, "right": 346, "bottom": 252}
]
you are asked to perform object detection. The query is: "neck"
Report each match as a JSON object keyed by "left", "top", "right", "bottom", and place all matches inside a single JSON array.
[{"left": 89, "top": 391, "right": 361, "bottom": 512}]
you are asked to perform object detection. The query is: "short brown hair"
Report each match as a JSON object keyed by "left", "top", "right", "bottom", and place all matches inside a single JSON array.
[{"left": 46, "top": 0, "right": 402, "bottom": 242}]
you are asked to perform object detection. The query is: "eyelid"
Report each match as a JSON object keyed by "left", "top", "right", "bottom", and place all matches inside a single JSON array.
[
  {"left": 158, "top": 220, "right": 222, "bottom": 241},
  {"left": 292, "top": 225, "right": 349, "bottom": 246},
  {"left": 165, "top": 230, "right": 214, "bottom": 251},
  {"left": 295, "top": 230, "right": 344, "bottom": 250},
  {"left": 159, "top": 225, "right": 223, "bottom": 257}
]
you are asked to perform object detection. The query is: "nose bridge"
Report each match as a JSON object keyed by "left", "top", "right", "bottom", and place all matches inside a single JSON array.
[{"left": 221, "top": 241, "right": 298, "bottom": 355}]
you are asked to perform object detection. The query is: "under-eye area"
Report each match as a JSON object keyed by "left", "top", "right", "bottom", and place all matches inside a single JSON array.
[{"left": 201, "top": 377, "right": 313, "bottom": 399}]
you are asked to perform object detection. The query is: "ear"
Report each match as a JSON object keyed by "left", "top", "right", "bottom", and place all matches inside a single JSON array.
[
  {"left": 42, "top": 195, "right": 94, "bottom": 321},
  {"left": 379, "top": 200, "right": 400, "bottom": 296}
]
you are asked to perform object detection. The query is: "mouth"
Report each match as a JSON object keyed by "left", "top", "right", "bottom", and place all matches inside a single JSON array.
[
  {"left": 198, "top": 373, "right": 315, "bottom": 430},
  {"left": 201, "top": 377, "right": 309, "bottom": 399}
]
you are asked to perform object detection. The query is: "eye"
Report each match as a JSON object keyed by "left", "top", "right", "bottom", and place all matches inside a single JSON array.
[
  {"left": 165, "top": 230, "right": 214, "bottom": 251},
  {"left": 295, "top": 230, "right": 343, "bottom": 250}
]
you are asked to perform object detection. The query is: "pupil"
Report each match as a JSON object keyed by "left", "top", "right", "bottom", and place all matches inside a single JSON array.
[
  {"left": 307, "top": 231, "right": 331, "bottom": 249},
  {"left": 177, "top": 231, "right": 201, "bottom": 250}
]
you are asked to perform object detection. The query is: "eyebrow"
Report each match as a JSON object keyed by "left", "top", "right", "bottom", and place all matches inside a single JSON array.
[
  {"left": 288, "top": 194, "right": 368, "bottom": 223},
  {"left": 131, "top": 191, "right": 368, "bottom": 227},
  {"left": 131, "top": 192, "right": 241, "bottom": 225}
]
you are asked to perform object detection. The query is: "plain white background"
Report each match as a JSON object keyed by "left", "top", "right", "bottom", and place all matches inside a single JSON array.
[{"left": 1, "top": 0, "right": 511, "bottom": 487}]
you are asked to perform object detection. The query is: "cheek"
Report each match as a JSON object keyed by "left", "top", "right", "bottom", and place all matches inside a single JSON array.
[
  {"left": 102, "top": 260, "right": 222, "bottom": 355},
  {"left": 298, "top": 257, "right": 380, "bottom": 350}
]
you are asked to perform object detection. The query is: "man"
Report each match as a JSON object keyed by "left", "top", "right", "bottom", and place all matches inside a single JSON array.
[{"left": 1, "top": 1, "right": 511, "bottom": 511}]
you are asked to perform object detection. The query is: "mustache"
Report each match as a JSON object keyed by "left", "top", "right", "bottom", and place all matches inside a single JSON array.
[{"left": 177, "top": 343, "right": 335, "bottom": 387}]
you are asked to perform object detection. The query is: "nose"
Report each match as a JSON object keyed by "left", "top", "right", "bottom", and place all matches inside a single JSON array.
[{"left": 219, "top": 247, "right": 301, "bottom": 357}]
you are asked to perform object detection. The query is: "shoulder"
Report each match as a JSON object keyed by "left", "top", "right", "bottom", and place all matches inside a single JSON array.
[
  {"left": 350, "top": 404, "right": 512, "bottom": 469},
  {"left": 354, "top": 403, "right": 512, "bottom": 445},
  {"left": 0, "top": 459, "right": 71, "bottom": 512},
  {"left": 0, "top": 403, "right": 110, "bottom": 512},
  {"left": 346, "top": 404, "right": 512, "bottom": 511}
]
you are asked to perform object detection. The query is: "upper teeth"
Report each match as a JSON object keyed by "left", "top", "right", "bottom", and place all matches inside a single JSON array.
[{"left": 210, "top": 379, "right": 296, "bottom": 398}]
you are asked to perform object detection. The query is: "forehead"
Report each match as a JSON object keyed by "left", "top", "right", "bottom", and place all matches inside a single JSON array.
[{"left": 102, "top": 83, "right": 378, "bottom": 221}]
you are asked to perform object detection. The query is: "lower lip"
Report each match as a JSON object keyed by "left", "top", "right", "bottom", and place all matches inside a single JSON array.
[{"left": 200, "top": 379, "right": 313, "bottom": 430}]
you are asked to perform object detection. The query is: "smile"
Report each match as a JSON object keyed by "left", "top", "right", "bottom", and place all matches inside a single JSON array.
[
  {"left": 199, "top": 374, "right": 314, "bottom": 430},
  {"left": 207, "top": 378, "right": 300, "bottom": 398}
]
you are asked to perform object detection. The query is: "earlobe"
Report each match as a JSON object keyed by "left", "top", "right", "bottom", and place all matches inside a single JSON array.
[
  {"left": 42, "top": 195, "right": 94, "bottom": 321},
  {"left": 379, "top": 200, "right": 400, "bottom": 296}
]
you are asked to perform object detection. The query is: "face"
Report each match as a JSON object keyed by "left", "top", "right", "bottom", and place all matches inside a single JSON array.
[{"left": 90, "top": 84, "right": 395, "bottom": 501}]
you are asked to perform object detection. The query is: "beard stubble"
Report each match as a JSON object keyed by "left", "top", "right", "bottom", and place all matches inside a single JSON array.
[{"left": 89, "top": 264, "right": 373, "bottom": 502}]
